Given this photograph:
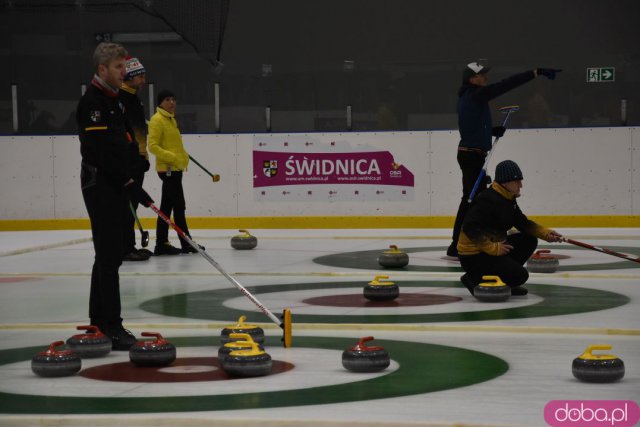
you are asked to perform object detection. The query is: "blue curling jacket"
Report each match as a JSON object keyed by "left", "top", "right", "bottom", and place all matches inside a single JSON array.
[{"left": 457, "top": 70, "right": 535, "bottom": 151}]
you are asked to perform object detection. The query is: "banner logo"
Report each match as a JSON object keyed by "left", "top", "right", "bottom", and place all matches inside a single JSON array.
[{"left": 263, "top": 160, "right": 278, "bottom": 178}]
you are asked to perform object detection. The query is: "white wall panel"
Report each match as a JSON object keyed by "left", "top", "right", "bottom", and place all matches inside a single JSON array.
[
  {"left": 430, "top": 130, "right": 463, "bottom": 216},
  {"left": 632, "top": 128, "right": 640, "bottom": 215},
  {"left": 178, "top": 134, "right": 238, "bottom": 218},
  {"left": 51, "top": 135, "right": 85, "bottom": 218},
  {"left": 497, "top": 128, "right": 633, "bottom": 215},
  {"left": 0, "top": 136, "right": 55, "bottom": 219},
  {"left": 0, "top": 128, "right": 638, "bottom": 221}
]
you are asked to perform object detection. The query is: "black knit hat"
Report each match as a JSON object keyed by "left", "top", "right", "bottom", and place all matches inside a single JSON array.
[
  {"left": 495, "top": 160, "right": 523, "bottom": 183},
  {"left": 157, "top": 90, "right": 175, "bottom": 106}
]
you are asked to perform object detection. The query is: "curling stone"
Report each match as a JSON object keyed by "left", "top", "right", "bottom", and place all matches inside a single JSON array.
[
  {"left": 527, "top": 249, "right": 559, "bottom": 273},
  {"left": 230, "top": 229, "right": 258, "bottom": 250},
  {"left": 342, "top": 336, "right": 390, "bottom": 373},
  {"left": 223, "top": 341, "right": 272, "bottom": 377},
  {"left": 218, "top": 333, "right": 264, "bottom": 364},
  {"left": 474, "top": 275, "right": 511, "bottom": 302},
  {"left": 129, "top": 332, "right": 176, "bottom": 367},
  {"left": 572, "top": 344, "right": 625, "bottom": 383},
  {"left": 65, "top": 325, "right": 111, "bottom": 358},
  {"left": 377, "top": 245, "right": 409, "bottom": 268},
  {"left": 363, "top": 275, "right": 399, "bottom": 301},
  {"left": 31, "top": 341, "right": 81, "bottom": 377},
  {"left": 220, "top": 315, "right": 265, "bottom": 344}
]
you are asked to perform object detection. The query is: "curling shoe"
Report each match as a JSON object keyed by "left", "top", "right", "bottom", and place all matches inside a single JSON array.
[
  {"left": 137, "top": 248, "right": 154, "bottom": 257},
  {"left": 154, "top": 242, "right": 182, "bottom": 256},
  {"left": 511, "top": 286, "right": 529, "bottom": 296},
  {"left": 182, "top": 243, "right": 205, "bottom": 254},
  {"left": 107, "top": 327, "right": 137, "bottom": 351},
  {"left": 460, "top": 274, "right": 475, "bottom": 296},
  {"left": 123, "top": 250, "right": 149, "bottom": 261}
]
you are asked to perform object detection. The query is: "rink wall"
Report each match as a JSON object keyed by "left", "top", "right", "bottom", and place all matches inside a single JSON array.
[{"left": 0, "top": 127, "right": 638, "bottom": 229}]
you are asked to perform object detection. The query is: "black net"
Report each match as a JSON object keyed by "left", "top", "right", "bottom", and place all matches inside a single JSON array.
[{"left": 6, "top": 0, "right": 229, "bottom": 69}]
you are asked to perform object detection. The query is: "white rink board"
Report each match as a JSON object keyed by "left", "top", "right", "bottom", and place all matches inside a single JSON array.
[
  {"left": 498, "top": 128, "right": 634, "bottom": 215},
  {"left": 0, "top": 127, "right": 638, "bottom": 219},
  {"left": 633, "top": 127, "right": 640, "bottom": 215},
  {"left": 51, "top": 135, "right": 85, "bottom": 218},
  {"left": 0, "top": 136, "right": 55, "bottom": 219}
]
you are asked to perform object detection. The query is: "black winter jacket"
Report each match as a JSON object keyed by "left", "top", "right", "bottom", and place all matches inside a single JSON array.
[
  {"left": 77, "top": 80, "right": 131, "bottom": 189},
  {"left": 457, "top": 182, "right": 550, "bottom": 256},
  {"left": 457, "top": 70, "right": 535, "bottom": 151}
]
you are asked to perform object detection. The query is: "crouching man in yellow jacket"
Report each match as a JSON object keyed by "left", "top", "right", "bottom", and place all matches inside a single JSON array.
[
  {"left": 457, "top": 160, "right": 563, "bottom": 296},
  {"left": 148, "top": 90, "right": 203, "bottom": 255}
]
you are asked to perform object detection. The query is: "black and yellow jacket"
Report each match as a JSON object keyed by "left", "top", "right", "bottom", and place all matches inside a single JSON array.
[
  {"left": 119, "top": 83, "right": 148, "bottom": 160},
  {"left": 457, "top": 181, "right": 551, "bottom": 256}
]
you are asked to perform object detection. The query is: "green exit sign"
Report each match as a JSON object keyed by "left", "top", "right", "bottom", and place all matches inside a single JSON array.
[{"left": 586, "top": 67, "right": 615, "bottom": 82}]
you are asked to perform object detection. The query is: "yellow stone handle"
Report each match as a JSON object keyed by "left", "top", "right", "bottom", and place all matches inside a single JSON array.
[
  {"left": 579, "top": 344, "right": 617, "bottom": 360},
  {"left": 369, "top": 275, "right": 394, "bottom": 285},
  {"left": 480, "top": 275, "right": 506, "bottom": 287},
  {"left": 238, "top": 229, "right": 252, "bottom": 236},
  {"left": 228, "top": 341, "right": 263, "bottom": 356},
  {"left": 229, "top": 332, "right": 254, "bottom": 343}
]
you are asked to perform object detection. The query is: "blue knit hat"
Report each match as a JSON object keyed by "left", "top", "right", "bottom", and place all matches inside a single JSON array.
[{"left": 495, "top": 160, "right": 523, "bottom": 183}]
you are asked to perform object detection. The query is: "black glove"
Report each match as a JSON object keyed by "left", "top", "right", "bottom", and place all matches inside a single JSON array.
[
  {"left": 140, "top": 156, "right": 150, "bottom": 173},
  {"left": 126, "top": 181, "right": 154, "bottom": 207},
  {"left": 492, "top": 126, "right": 506, "bottom": 138},
  {"left": 537, "top": 68, "right": 562, "bottom": 80}
]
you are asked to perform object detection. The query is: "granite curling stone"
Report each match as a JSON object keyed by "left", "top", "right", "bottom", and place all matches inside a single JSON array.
[
  {"left": 32, "top": 341, "right": 81, "bottom": 377},
  {"left": 363, "top": 275, "right": 399, "bottom": 302},
  {"left": 572, "top": 344, "right": 625, "bottom": 383},
  {"left": 220, "top": 315, "right": 265, "bottom": 344},
  {"left": 526, "top": 249, "right": 559, "bottom": 273},
  {"left": 230, "top": 229, "right": 258, "bottom": 250},
  {"left": 129, "top": 332, "right": 176, "bottom": 367},
  {"left": 377, "top": 245, "right": 409, "bottom": 268},
  {"left": 65, "top": 325, "right": 111, "bottom": 358},
  {"left": 342, "top": 336, "right": 390, "bottom": 373},
  {"left": 218, "top": 333, "right": 265, "bottom": 364},
  {"left": 223, "top": 341, "right": 272, "bottom": 377},
  {"left": 474, "top": 275, "right": 511, "bottom": 302}
]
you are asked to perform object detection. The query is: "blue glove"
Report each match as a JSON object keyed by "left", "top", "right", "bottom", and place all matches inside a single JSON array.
[{"left": 537, "top": 68, "right": 562, "bottom": 80}]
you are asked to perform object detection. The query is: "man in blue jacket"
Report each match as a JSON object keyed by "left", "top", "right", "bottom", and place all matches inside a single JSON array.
[{"left": 447, "top": 62, "right": 561, "bottom": 257}]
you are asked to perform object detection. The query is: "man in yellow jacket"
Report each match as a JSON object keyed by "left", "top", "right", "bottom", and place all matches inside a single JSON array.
[
  {"left": 457, "top": 160, "right": 563, "bottom": 296},
  {"left": 148, "top": 90, "right": 202, "bottom": 255}
]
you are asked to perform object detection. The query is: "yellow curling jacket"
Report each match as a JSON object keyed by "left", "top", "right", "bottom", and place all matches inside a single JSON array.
[
  {"left": 147, "top": 107, "right": 189, "bottom": 172},
  {"left": 457, "top": 181, "right": 552, "bottom": 256}
]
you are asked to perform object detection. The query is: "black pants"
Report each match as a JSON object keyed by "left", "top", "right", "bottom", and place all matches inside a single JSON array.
[
  {"left": 123, "top": 170, "right": 145, "bottom": 254},
  {"left": 156, "top": 171, "right": 191, "bottom": 248},
  {"left": 451, "top": 150, "right": 488, "bottom": 245},
  {"left": 459, "top": 233, "right": 538, "bottom": 288},
  {"left": 82, "top": 175, "right": 126, "bottom": 331}
]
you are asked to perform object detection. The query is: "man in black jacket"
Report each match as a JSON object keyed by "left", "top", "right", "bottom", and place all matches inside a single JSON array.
[
  {"left": 77, "top": 42, "right": 154, "bottom": 350},
  {"left": 120, "top": 56, "right": 152, "bottom": 261},
  {"left": 457, "top": 160, "right": 563, "bottom": 296},
  {"left": 447, "top": 62, "right": 561, "bottom": 257}
]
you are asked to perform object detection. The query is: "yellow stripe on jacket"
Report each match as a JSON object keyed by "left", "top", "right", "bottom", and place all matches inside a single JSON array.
[{"left": 147, "top": 107, "right": 189, "bottom": 172}]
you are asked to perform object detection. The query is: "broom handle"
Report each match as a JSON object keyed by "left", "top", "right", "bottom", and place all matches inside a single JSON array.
[{"left": 563, "top": 238, "right": 640, "bottom": 264}]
